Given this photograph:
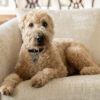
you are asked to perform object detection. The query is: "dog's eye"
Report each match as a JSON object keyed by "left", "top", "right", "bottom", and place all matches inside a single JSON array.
[
  {"left": 42, "top": 21, "right": 48, "bottom": 28},
  {"left": 29, "top": 23, "right": 34, "bottom": 27}
]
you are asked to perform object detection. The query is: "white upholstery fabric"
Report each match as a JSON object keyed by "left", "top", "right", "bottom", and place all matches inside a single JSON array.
[
  {"left": 0, "top": 19, "right": 22, "bottom": 84},
  {"left": 51, "top": 9, "right": 100, "bottom": 65},
  {"left": 0, "top": 9, "right": 100, "bottom": 100},
  {"left": 2, "top": 75, "right": 100, "bottom": 100}
]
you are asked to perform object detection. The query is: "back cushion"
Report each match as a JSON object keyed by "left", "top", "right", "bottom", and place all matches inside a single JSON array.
[{"left": 51, "top": 9, "right": 100, "bottom": 65}]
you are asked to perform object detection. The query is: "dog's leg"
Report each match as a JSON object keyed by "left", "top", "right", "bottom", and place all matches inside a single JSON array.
[
  {"left": 31, "top": 67, "right": 67, "bottom": 88},
  {"left": 66, "top": 45, "right": 100, "bottom": 75},
  {"left": 0, "top": 73, "right": 22, "bottom": 96}
]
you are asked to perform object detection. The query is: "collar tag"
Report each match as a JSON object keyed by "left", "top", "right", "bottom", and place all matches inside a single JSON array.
[{"left": 30, "top": 52, "right": 39, "bottom": 63}]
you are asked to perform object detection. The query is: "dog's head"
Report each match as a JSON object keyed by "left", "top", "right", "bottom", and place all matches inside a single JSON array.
[{"left": 19, "top": 11, "right": 54, "bottom": 52}]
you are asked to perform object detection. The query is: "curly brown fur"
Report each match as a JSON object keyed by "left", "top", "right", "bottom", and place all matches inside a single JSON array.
[{"left": 0, "top": 10, "right": 100, "bottom": 96}]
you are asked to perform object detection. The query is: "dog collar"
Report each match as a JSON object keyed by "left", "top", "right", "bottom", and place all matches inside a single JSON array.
[
  {"left": 29, "top": 48, "right": 44, "bottom": 63},
  {"left": 28, "top": 48, "right": 44, "bottom": 53},
  {"left": 32, "top": 48, "right": 44, "bottom": 53}
]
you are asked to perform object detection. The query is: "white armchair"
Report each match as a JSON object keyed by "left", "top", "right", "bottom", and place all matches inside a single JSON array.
[{"left": 0, "top": 9, "right": 100, "bottom": 100}]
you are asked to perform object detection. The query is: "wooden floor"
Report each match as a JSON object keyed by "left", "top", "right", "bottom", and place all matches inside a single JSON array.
[{"left": 0, "top": 15, "right": 16, "bottom": 24}]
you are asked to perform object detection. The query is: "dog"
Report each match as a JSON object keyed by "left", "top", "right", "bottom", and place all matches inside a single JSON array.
[{"left": 0, "top": 10, "right": 100, "bottom": 96}]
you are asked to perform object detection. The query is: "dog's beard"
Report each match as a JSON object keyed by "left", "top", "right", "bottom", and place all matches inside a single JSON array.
[{"left": 29, "top": 48, "right": 44, "bottom": 63}]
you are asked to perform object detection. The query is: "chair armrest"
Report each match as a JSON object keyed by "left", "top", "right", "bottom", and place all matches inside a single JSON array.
[{"left": 0, "top": 18, "right": 22, "bottom": 84}]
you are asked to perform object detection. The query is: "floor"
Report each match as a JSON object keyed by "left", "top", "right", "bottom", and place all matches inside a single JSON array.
[{"left": 0, "top": 15, "right": 16, "bottom": 24}]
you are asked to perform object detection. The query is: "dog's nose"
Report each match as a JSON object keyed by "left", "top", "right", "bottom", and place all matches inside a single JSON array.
[{"left": 36, "top": 35, "right": 44, "bottom": 45}]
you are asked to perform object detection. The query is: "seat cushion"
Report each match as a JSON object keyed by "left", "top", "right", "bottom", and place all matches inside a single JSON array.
[{"left": 2, "top": 75, "right": 100, "bottom": 100}]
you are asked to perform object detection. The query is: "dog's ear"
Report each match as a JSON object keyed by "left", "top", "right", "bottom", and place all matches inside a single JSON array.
[
  {"left": 49, "top": 15, "right": 54, "bottom": 29},
  {"left": 47, "top": 14, "right": 54, "bottom": 29},
  {"left": 18, "top": 14, "right": 27, "bottom": 31}
]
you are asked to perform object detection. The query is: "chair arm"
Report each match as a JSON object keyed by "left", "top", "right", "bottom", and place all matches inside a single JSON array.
[{"left": 0, "top": 18, "right": 22, "bottom": 84}]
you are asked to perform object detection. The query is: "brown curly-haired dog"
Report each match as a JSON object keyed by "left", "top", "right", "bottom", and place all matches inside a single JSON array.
[{"left": 0, "top": 11, "right": 100, "bottom": 96}]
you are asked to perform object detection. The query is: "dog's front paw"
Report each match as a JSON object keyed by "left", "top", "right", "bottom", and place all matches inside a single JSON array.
[
  {"left": 31, "top": 71, "right": 48, "bottom": 88},
  {"left": 0, "top": 85, "right": 14, "bottom": 96}
]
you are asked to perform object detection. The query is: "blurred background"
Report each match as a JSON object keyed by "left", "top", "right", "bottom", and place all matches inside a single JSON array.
[{"left": 0, "top": 0, "right": 99, "bottom": 24}]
